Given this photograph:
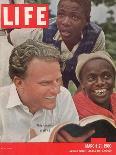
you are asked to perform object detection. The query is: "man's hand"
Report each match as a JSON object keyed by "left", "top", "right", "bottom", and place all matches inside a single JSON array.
[{"left": 54, "top": 129, "right": 95, "bottom": 142}]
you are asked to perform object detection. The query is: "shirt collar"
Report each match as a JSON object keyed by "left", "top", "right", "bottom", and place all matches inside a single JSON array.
[
  {"left": 53, "top": 30, "right": 62, "bottom": 41},
  {"left": 7, "top": 83, "right": 23, "bottom": 109}
]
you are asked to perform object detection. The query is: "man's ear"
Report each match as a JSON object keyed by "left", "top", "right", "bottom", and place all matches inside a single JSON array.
[
  {"left": 112, "top": 71, "right": 116, "bottom": 90},
  {"left": 80, "top": 82, "right": 86, "bottom": 93},
  {"left": 113, "top": 79, "right": 116, "bottom": 91},
  {"left": 13, "top": 76, "right": 24, "bottom": 90}
]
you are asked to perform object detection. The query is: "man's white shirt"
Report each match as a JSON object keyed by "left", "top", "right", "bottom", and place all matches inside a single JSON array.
[{"left": 0, "top": 84, "right": 79, "bottom": 142}]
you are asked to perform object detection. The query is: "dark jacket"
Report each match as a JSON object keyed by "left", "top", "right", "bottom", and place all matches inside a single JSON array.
[{"left": 42, "top": 22, "right": 102, "bottom": 88}]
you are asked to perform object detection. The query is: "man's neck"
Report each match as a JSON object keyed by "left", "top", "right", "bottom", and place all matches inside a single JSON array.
[
  {"left": 63, "top": 37, "right": 81, "bottom": 51},
  {"left": 97, "top": 100, "right": 112, "bottom": 111}
]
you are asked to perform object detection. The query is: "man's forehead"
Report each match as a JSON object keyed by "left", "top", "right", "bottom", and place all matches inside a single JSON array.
[
  {"left": 38, "top": 73, "right": 62, "bottom": 82},
  {"left": 26, "top": 58, "right": 60, "bottom": 71},
  {"left": 83, "top": 58, "right": 114, "bottom": 71},
  {"left": 58, "top": 1, "right": 84, "bottom": 14},
  {"left": 26, "top": 61, "right": 62, "bottom": 82},
  {"left": 58, "top": 0, "right": 81, "bottom": 9},
  {"left": 27, "top": 57, "right": 59, "bottom": 65}
]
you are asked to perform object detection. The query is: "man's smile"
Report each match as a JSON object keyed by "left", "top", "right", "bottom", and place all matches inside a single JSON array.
[
  {"left": 45, "top": 96, "right": 57, "bottom": 100},
  {"left": 93, "top": 89, "right": 107, "bottom": 97}
]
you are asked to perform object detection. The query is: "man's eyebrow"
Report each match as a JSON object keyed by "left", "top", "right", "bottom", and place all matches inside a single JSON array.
[
  {"left": 86, "top": 71, "right": 96, "bottom": 74},
  {"left": 71, "top": 10, "right": 82, "bottom": 13},
  {"left": 38, "top": 80, "right": 51, "bottom": 83},
  {"left": 101, "top": 70, "right": 114, "bottom": 75}
]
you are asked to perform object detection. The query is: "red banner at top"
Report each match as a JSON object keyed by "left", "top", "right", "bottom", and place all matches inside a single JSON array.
[{"left": 0, "top": 4, "right": 49, "bottom": 29}]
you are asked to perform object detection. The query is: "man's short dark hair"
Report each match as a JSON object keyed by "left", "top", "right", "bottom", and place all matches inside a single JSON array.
[
  {"left": 58, "top": 0, "right": 91, "bottom": 20},
  {"left": 9, "top": 39, "right": 61, "bottom": 80}
]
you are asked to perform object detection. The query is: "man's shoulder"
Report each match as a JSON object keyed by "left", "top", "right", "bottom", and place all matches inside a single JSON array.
[
  {"left": 43, "top": 20, "right": 57, "bottom": 43},
  {"left": 49, "top": 18, "right": 57, "bottom": 26},
  {"left": 56, "top": 86, "right": 72, "bottom": 100},
  {"left": 59, "top": 86, "right": 71, "bottom": 95},
  {"left": 87, "top": 22, "right": 102, "bottom": 33}
]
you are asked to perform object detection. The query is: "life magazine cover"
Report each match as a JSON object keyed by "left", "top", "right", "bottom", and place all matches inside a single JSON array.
[{"left": 0, "top": 0, "right": 116, "bottom": 155}]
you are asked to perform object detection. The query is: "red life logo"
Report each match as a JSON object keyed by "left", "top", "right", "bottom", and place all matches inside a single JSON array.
[{"left": 1, "top": 4, "right": 49, "bottom": 28}]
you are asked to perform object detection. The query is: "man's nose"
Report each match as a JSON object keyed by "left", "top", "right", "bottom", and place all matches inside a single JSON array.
[
  {"left": 62, "top": 16, "right": 70, "bottom": 25},
  {"left": 96, "top": 77, "right": 104, "bottom": 86}
]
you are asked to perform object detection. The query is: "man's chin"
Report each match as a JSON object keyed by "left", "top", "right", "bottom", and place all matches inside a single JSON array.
[
  {"left": 45, "top": 103, "right": 56, "bottom": 110},
  {"left": 92, "top": 97, "right": 110, "bottom": 107}
]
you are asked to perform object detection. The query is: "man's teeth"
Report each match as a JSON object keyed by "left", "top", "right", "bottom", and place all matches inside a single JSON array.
[
  {"left": 94, "top": 89, "right": 107, "bottom": 96},
  {"left": 45, "top": 96, "right": 56, "bottom": 99}
]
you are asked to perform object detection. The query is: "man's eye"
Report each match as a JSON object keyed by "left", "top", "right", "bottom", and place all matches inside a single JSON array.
[
  {"left": 88, "top": 76, "right": 96, "bottom": 82},
  {"left": 40, "top": 82, "right": 50, "bottom": 86},
  {"left": 104, "top": 74, "right": 112, "bottom": 79},
  {"left": 72, "top": 15, "right": 79, "bottom": 21},
  {"left": 57, "top": 12, "right": 64, "bottom": 17}
]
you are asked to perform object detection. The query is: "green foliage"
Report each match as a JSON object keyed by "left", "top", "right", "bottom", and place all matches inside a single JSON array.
[
  {"left": 92, "top": 0, "right": 116, "bottom": 61},
  {"left": 68, "top": 81, "right": 77, "bottom": 95},
  {"left": 99, "top": 21, "right": 116, "bottom": 60}
]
